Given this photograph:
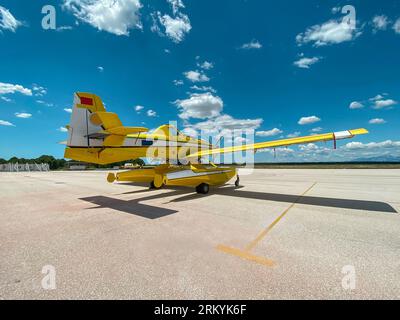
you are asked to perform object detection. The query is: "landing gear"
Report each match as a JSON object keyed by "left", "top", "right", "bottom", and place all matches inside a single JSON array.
[
  {"left": 235, "top": 175, "right": 240, "bottom": 188},
  {"left": 196, "top": 183, "right": 210, "bottom": 195},
  {"left": 149, "top": 181, "right": 163, "bottom": 190}
]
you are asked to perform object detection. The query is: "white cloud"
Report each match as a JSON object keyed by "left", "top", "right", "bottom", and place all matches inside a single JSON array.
[
  {"left": 190, "top": 85, "right": 216, "bottom": 93},
  {"left": 15, "top": 112, "right": 32, "bottom": 119},
  {"left": 97, "top": 66, "right": 104, "bottom": 72},
  {"left": 64, "top": 108, "right": 73, "bottom": 113},
  {"left": 298, "top": 116, "right": 321, "bottom": 125},
  {"left": 36, "top": 100, "right": 54, "bottom": 107},
  {"left": 299, "top": 143, "right": 319, "bottom": 152},
  {"left": 331, "top": 7, "right": 341, "bottom": 14},
  {"left": 1, "top": 96, "right": 12, "bottom": 102},
  {"left": 198, "top": 61, "right": 213, "bottom": 70},
  {"left": 373, "top": 99, "right": 397, "bottom": 109},
  {"left": 173, "top": 79, "right": 184, "bottom": 86},
  {"left": 189, "top": 114, "right": 263, "bottom": 133},
  {"left": 311, "top": 127, "right": 323, "bottom": 133},
  {"left": 0, "top": 5, "right": 22, "bottom": 32},
  {"left": 175, "top": 92, "right": 223, "bottom": 120},
  {"left": 369, "top": 118, "right": 386, "bottom": 124},
  {"left": 184, "top": 70, "right": 209, "bottom": 83},
  {"left": 256, "top": 128, "right": 283, "bottom": 137},
  {"left": 147, "top": 109, "right": 157, "bottom": 117},
  {"left": 181, "top": 127, "right": 198, "bottom": 138},
  {"left": 57, "top": 25, "right": 74, "bottom": 32},
  {"left": 32, "top": 84, "right": 47, "bottom": 96},
  {"left": 394, "top": 18, "right": 400, "bottom": 34},
  {"left": 372, "top": 15, "right": 390, "bottom": 32},
  {"left": 0, "top": 120, "right": 15, "bottom": 126},
  {"left": 296, "top": 19, "right": 361, "bottom": 47},
  {"left": 135, "top": 105, "right": 144, "bottom": 112},
  {"left": 167, "top": 0, "right": 185, "bottom": 15},
  {"left": 63, "top": 0, "right": 142, "bottom": 36},
  {"left": 0, "top": 82, "right": 32, "bottom": 96},
  {"left": 287, "top": 131, "right": 301, "bottom": 138},
  {"left": 294, "top": 56, "right": 320, "bottom": 69},
  {"left": 345, "top": 140, "right": 400, "bottom": 150},
  {"left": 240, "top": 40, "right": 262, "bottom": 50},
  {"left": 369, "top": 94, "right": 386, "bottom": 101},
  {"left": 349, "top": 101, "right": 364, "bottom": 109},
  {"left": 157, "top": 12, "right": 191, "bottom": 43},
  {"left": 58, "top": 127, "right": 68, "bottom": 132}
]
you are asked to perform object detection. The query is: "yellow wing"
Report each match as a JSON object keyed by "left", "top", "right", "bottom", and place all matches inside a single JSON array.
[{"left": 185, "top": 128, "right": 368, "bottom": 159}]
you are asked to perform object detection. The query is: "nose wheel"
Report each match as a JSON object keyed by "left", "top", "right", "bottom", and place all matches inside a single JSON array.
[{"left": 235, "top": 175, "right": 240, "bottom": 188}]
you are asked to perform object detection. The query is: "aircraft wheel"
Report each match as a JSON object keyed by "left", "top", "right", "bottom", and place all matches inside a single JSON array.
[
  {"left": 196, "top": 183, "right": 210, "bottom": 195},
  {"left": 235, "top": 175, "right": 240, "bottom": 188},
  {"left": 149, "top": 181, "right": 163, "bottom": 190}
]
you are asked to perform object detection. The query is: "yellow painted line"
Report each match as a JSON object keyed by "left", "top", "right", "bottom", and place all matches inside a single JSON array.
[
  {"left": 216, "top": 245, "right": 275, "bottom": 267},
  {"left": 244, "top": 182, "right": 317, "bottom": 252}
]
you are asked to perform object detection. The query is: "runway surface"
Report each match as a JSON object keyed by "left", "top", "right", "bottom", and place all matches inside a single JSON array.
[{"left": 0, "top": 169, "right": 399, "bottom": 299}]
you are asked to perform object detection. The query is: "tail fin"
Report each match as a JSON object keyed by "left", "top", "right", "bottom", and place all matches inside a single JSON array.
[
  {"left": 67, "top": 92, "right": 107, "bottom": 148},
  {"left": 64, "top": 92, "right": 148, "bottom": 164}
]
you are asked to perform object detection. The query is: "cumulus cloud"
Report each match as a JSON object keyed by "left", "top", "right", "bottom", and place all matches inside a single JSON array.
[
  {"left": 167, "top": 0, "right": 185, "bottom": 15},
  {"left": 63, "top": 0, "right": 142, "bottom": 36},
  {"left": 0, "top": 5, "right": 22, "bottom": 32},
  {"left": 372, "top": 15, "right": 390, "bottom": 32},
  {"left": 190, "top": 85, "right": 216, "bottom": 93},
  {"left": 349, "top": 101, "right": 364, "bottom": 109},
  {"left": 372, "top": 99, "right": 397, "bottom": 109},
  {"left": 180, "top": 126, "right": 198, "bottom": 138},
  {"left": 36, "top": 100, "right": 54, "bottom": 107},
  {"left": 135, "top": 105, "right": 144, "bottom": 112},
  {"left": 189, "top": 114, "right": 263, "bottom": 134},
  {"left": 298, "top": 116, "right": 321, "bottom": 125},
  {"left": 311, "top": 127, "right": 323, "bottom": 133},
  {"left": 256, "top": 128, "right": 283, "bottom": 137},
  {"left": 369, "top": 118, "right": 386, "bottom": 124},
  {"left": 15, "top": 112, "right": 32, "bottom": 119},
  {"left": 1, "top": 96, "right": 12, "bottom": 102},
  {"left": 175, "top": 92, "right": 223, "bottom": 120},
  {"left": 0, "top": 82, "right": 32, "bottom": 96},
  {"left": 64, "top": 108, "right": 72, "bottom": 113},
  {"left": 198, "top": 61, "right": 213, "bottom": 70},
  {"left": 299, "top": 143, "right": 319, "bottom": 152},
  {"left": 184, "top": 70, "right": 210, "bottom": 83},
  {"left": 147, "top": 109, "right": 157, "bottom": 117},
  {"left": 97, "top": 66, "right": 104, "bottom": 72},
  {"left": 287, "top": 131, "right": 301, "bottom": 138},
  {"left": 294, "top": 56, "right": 320, "bottom": 69},
  {"left": 296, "top": 19, "right": 361, "bottom": 47},
  {"left": 58, "top": 127, "right": 68, "bottom": 132},
  {"left": 157, "top": 12, "right": 191, "bottom": 43},
  {"left": 240, "top": 40, "right": 262, "bottom": 50},
  {"left": 173, "top": 80, "right": 184, "bottom": 86},
  {"left": 0, "top": 120, "right": 15, "bottom": 126},
  {"left": 345, "top": 140, "right": 400, "bottom": 150},
  {"left": 394, "top": 18, "right": 400, "bottom": 34},
  {"left": 32, "top": 84, "right": 47, "bottom": 96}
]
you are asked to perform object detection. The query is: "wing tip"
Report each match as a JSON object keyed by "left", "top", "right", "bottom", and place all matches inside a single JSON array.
[{"left": 350, "top": 128, "right": 369, "bottom": 135}]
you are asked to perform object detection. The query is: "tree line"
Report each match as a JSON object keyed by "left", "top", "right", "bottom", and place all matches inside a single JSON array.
[{"left": 0, "top": 155, "right": 146, "bottom": 170}]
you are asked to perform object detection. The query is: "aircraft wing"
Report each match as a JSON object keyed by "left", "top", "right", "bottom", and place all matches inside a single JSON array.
[{"left": 185, "top": 128, "right": 368, "bottom": 159}]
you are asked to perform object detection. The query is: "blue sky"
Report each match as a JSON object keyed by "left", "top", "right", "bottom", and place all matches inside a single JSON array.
[{"left": 0, "top": 0, "right": 399, "bottom": 162}]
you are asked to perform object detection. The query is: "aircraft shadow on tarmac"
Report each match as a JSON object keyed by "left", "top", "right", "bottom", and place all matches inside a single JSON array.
[{"left": 79, "top": 184, "right": 397, "bottom": 220}]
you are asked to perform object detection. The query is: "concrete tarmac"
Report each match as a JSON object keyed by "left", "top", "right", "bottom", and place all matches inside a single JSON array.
[{"left": 0, "top": 169, "right": 399, "bottom": 299}]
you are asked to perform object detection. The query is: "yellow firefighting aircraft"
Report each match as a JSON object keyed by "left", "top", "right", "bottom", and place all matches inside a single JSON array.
[{"left": 64, "top": 92, "right": 368, "bottom": 194}]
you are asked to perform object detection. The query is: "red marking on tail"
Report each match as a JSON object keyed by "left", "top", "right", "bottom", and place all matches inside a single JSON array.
[{"left": 80, "top": 97, "right": 93, "bottom": 106}]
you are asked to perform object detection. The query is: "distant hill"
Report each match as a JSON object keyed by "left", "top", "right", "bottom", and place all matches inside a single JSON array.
[{"left": 352, "top": 155, "right": 400, "bottom": 163}]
